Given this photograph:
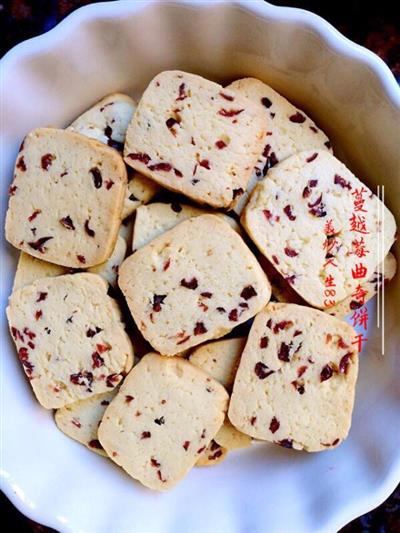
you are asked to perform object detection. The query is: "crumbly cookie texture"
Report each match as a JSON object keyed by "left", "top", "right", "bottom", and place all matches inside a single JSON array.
[
  {"left": 227, "top": 78, "right": 332, "bottom": 214},
  {"left": 119, "top": 215, "right": 271, "bottom": 355},
  {"left": 55, "top": 388, "right": 119, "bottom": 456},
  {"left": 189, "top": 337, "right": 246, "bottom": 392},
  {"left": 67, "top": 93, "right": 159, "bottom": 219},
  {"left": 196, "top": 440, "right": 228, "bottom": 466},
  {"left": 88, "top": 235, "right": 127, "bottom": 288},
  {"left": 241, "top": 150, "right": 397, "bottom": 309},
  {"left": 228, "top": 303, "right": 359, "bottom": 452},
  {"left": 132, "top": 202, "right": 240, "bottom": 251},
  {"left": 327, "top": 252, "right": 397, "bottom": 318},
  {"left": 124, "top": 70, "right": 265, "bottom": 208},
  {"left": 5, "top": 128, "right": 127, "bottom": 268},
  {"left": 190, "top": 337, "right": 251, "bottom": 453},
  {"left": 98, "top": 353, "right": 229, "bottom": 490},
  {"left": 13, "top": 252, "right": 69, "bottom": 292},
  {"left": 6, "top": 273, "right": 133, "bottom": 409}
]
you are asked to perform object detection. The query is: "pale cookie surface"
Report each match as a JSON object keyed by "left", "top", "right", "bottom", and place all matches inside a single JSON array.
[
  {"left": 55, "top": 389, "right": 118, "bottom": 456},
  {"left": 124, "top": 70, "right": 265, "bottom": 208},
  {"left": 7, "top": 273, "right": 133, "bottom": 409},
  {"left": 214, "top": 419, "right": 252, "bottom": 450},
  {"left": 67, "top": 92, "right": 158, "bottom": 219},
  {"left": 13, "top": 252, "right": 68, "bottom": 291},
  {"left": 119, "top": 215, "right": 271, "bottom": 356},
  {"left": 6, "top": 128, "right": 127, "bottom": 268},
  {"left": 228, "top": 303, "right": 359, "bottom": 452},
  {"left": 241, "top": 150, "right": 397, "bottom": 309},
  {"left": 189, "top": 337, "right": 246, "bottom": 391},
  {"left": 196, "top": 440, "right": 228, "bottom": 466},
  {"left": 227, "top": 78, "right": 331, "bottom": 214},
  {"left": 98, "top": 353, "right": 229, "bottom": 490},
  {"left": 88, "top": 235, "right": 127, "bottom": 288},
  {"left": 132, "top": 202, "right": 240, "bottom": 250},
  {"left": 327, "top": 252, "right": 397, "bottom": 318}
]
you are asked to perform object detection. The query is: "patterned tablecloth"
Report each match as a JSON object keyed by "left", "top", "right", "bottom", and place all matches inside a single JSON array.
[{"left": 0, "top": 1, "right": 399, "bottom": 532}]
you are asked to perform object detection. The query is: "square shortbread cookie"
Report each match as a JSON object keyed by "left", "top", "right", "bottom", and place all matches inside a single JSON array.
[
  {"left": 7, "top": 273, "right": 133, "bottom": 409},
  {"left": 119, "top": 215, "right": 271, "bottom": 355},
  {"left": 124, "top": 70, "right": 265, "bottom": 208},
  {"left": 5, "top": 128, "right": 127, "bottom": 268},
  {"left": 98, "top": 353, "right": 228, "bottom": 490}
]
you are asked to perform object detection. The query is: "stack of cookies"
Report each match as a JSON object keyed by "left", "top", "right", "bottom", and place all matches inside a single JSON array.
[{"left": 5, "top": 71, "right": 397, "bottom": 491}]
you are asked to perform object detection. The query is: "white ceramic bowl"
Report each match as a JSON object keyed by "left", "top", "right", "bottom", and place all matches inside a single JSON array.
[{"left": 1, "top": 2, "right": 399, "bottom": 532}]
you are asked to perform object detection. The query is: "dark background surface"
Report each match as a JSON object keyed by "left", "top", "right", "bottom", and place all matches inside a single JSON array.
[{"left": 0, "top": 1, "right": 399, "bottom": 531}]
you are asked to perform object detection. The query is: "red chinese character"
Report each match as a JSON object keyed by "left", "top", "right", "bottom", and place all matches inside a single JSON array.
[
  {"left": 323, "top": 237, "right": 339, "bottom": 256},
  {"left": 324, "top": 298, "right": 336, "bottom": 308},
  {"left": 349, "top": 214, "right": 369, "bottom": 234},
  {"left": 352, "top": 333, "right": 368, "bottom": 352},
  {"left": 324, "top": 219, "right": 336, "bottom": 236},
  {"left": 352, "top": 263, "right": 368, "bottom": 279},
  {"left": 350, "top": 307, "right": 369, "bottom": 330},
  {"left": 324, "top": 275, "right": 336, "bottom": 288},
  {"left": 352, "top": 187, "right": 368, "bottom": 212},
  {"left": 324, "top": 257, "right": 338, "bottom": 268},
  {"left": 350, "top": 237, "right": 369, "bottom": 258},
  {"left": 351, "top": 284, "right": 369, "bottom": 305}
]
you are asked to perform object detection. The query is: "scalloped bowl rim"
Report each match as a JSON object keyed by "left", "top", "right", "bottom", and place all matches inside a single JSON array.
[{"left": 1, "top": 1, "right": 399, "bottom": 532}]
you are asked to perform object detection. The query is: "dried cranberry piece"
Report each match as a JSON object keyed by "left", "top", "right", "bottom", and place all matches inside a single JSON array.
[
  {"left": 35, "top": 310, "right": 42, "bottom": 321},
  {"left": 220, "top": 92, "right": 234, "bottom": 101},
  {"left": 154, "top": 416, "right": 165, "bottom": 425},
  {"left": 278, "top": 342, "right": 292, "bottom": 362},
  {"left": 273, "top": 321, "right": 294, "bottom": 334},
  {"left": 170, "top": 202, "right": 182, "bottom": 213},
  {"left": 308, "top": 194, "right": 327, "bottom": 217},
  {"left": 71, "top": 419, "right": 81, "bottom": 428},
  {"left": 309, "top": 125, "right": 318, "bottom": 133},
  {"left": 320, "top": 364, "right": 333, "bottom": 382},
  {"left": 77, "top": 255, "right": 86, "bottom": 264},
  {"left": 259, "top": 336, "right": 269, "bottom": 348},
  {"left": 90, "top": 167, "right": 102, "bottom": 188},
  {"left": 215, "top": 140, "right": 227, "bottom": 149},
  {"left": 278, "top": 439, "right": 293, "bottom": 448},
  {"left": 209, "top": 448, "right": 223, "bottom": 461},
  {"left": 9, "top": 185, "right": 18, "bottom": 196},
  {"left": 232, "top": 188, "right": 244, "bottom": 200},
  {"left": 163, "top": 258, "right": 171, "bottom": 271},
  {"left": 59, "top": 216, "right": 75, "bottom": 230},
  {"left": 325, "top": 141, "right": 332, "bottom": 149},
  {"left": 16, "top": 156, "right": 26, "bottom": 171},
  {"left": 262, "top": 150, "right": 279, "bottom": 175},
  {"left": 177, "top": 335, "right": 191, "bottom": 345},
  {"left": 101, "top": 400, "right": 110, "bottom": 406},
  {"left": 263, "top": 209, "right": 273, "bottom": 221},
  {"left": 36, "top": 291, "right": 48, "bottom": 302},
  {"left": 284, "top": 247, "right": 298, "bottom": 257},
  {"left": 18, "top": 347, "right": 29, "bottom": 360},
  {"left": 176, "top": 82, "right": 188, "bottom": 101},
  {"left": 269, "top": 417, "right": 280, "bottom": 433},
  {"left": 218, "top": 108, "right": 244, "bottom": 117},
  {"left": 157, "top": 470, "right": 166, "bottom": 483},
  {"left": 174, "top": 168, "right": 183, "bottom": 177},
  {"left": 334, "top": 174, "right": 352, "bottom": 190},
  {"left": 272, "top": 255, "right": 279, "bottom": 265},
  {"left": 151, "top": 458, "right": 161, "bottom": 467},
  {"left": 254, "top": 362, "right": 274, "bottom": 379},
  {"left": 141, "top": 431, "right": 151, "bottom": 439},
  {"left": 228, "top": 309, "right": 238, "bottom": 321},
  {"left": 28, "top": 209, "right": 41, "bottom": 222},
  {"left": 106, "top": 373, "right": 120, "bottom": 388},
  {"left": 302, "top": 186, "right": 311, "bottom": 198},
  {"left": 125, "top": 395, "right": 134, "bottom": 403},
  {"left": 180, "top": 278, "right": 198, "bottom": 290},
  {"left": 200, "top": 292, "right": 212, "bottom": 298},
  {"left": 261, "top": 96, "right": 272, "bottom": 108},
  {"left": 127, "top": 153, "right": 151, "bottom": 164},
  {"left": 197, "top": 445, "right": 206, "bottom": 454},
  {"left": 250, "top": 416, "right": 257, "bottom": 426},
  {"left": 297, "top": 365, "right": 308, "bottom": 377},
  {"left": 339, "top": 353, "right": 353, "bottom": 374},
  {"left": 88, "top": 439, "right": 103, "bottom": 449},
  {"left": 306, "top": 152, "right": 318, "bottom": 163},
  {"left": 148, "top": 162, "right": 172, "bottom": 172},
  {"left": 349, "top": 300, "right": 363, "bottom": 310},
  {"left": 41, "top": 153, "right": 55, "bottom": 170},
  {"left": 70, "top": 371, "right": 93, "bottom": 389},
  {"left": 86, "top": 326, "right": 102, "bottom": 338},
  {"left": 241, "top": 285, "right": 257, "bottom": 300},
  {"left": 92, "top": 352, "right": 105, "bottom": 368},
  {"left": 152, "top": 294, "right": 166, "bottom": 312},
  {"left": 28, "top": 236, "right": 53, "bottom": 253},
  {"left": 84, "top": 219, "right": 95, "bottom": 237},
  {"left": 283, "top": 205, "right": 296, "bottom": 221},
  {"left": 194, "top": 322, "right": 207, "bottom": 335},
  {"left": 289, "top": 112, "right": 305, "bottom": 123},
  {"left": 166, "top": 117, "right": 179, "bottom": 130},
  {"left": 199, "top": 159, "right": 210, "bottom": 169},
  {"left": 182, "top": 441, "right": 190, "bottom": 451},
  {"left": 216, "top": 307, "right": 226, "bottom": 313},
  {"left": 23, "top": 327, "right": 36, "bottom": 340},
  {"left": 291, "top": 380, "right": 305, "bottom": 394}
]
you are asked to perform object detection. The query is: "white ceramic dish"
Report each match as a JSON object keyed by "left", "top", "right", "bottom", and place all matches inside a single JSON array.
[{"left": 1, "top": 1, "right": 399, "bottom": 532}]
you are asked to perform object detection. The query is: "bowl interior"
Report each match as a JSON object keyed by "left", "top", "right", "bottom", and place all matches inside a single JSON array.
[{"left": 1, "top": 2, "right": 399, "bottom": 533}]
